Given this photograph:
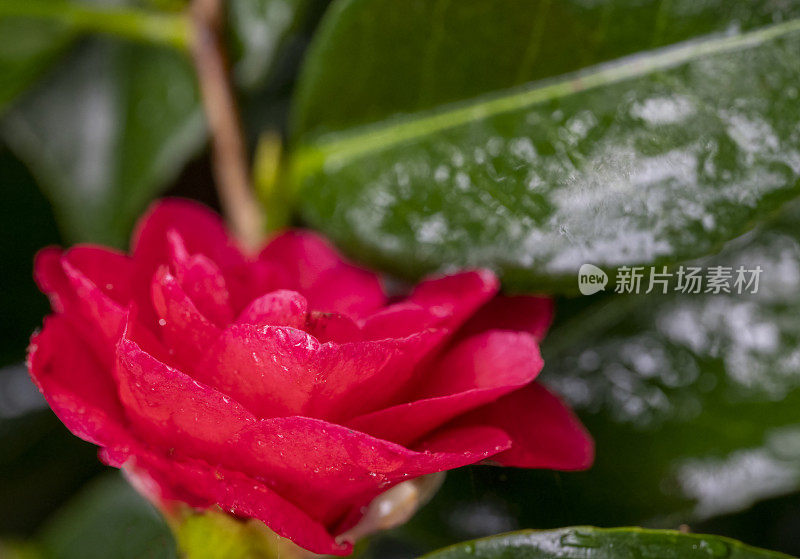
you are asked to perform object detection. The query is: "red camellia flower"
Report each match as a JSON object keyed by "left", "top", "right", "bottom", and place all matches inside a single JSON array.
[{"left": 28, "top": 199, "right": 593, "bottom": 555}]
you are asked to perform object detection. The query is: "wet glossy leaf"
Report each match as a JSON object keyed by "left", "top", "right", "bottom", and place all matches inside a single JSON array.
[
  {"left": 289, "top": 0, "right": 800, "bottom": 292},
  {"left": 420, "top": 527, "right": 791, "bottom": 559},
  {"left": 1, "top": 38, "right": 204, "bottom": 245},
  {"left": 536, "top": 215, "right": 800, "bottom": 524}
]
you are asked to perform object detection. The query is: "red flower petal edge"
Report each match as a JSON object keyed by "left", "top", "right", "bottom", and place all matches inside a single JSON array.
[{"left": 28, "top": 198, "right": 593, "bottom": 555}]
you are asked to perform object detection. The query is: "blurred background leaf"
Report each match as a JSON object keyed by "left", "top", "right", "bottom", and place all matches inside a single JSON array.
[
  {"left": 0, "top": 147, "right": 104, "bottom": 536},
  {"left": 36, "top": 473, "right": 177, "bottom": 559},
  {"left": 0, "top": 0, "right": 317, "bottom": 246},
  {"left": 1, "top": 38, "right": 203, "bottom": 246},
  {"left": 229, "top": 0, "right": 311, "bottom": 92},
  {"left": 0, "top": 16, "right": 74, "bottom": 114}
]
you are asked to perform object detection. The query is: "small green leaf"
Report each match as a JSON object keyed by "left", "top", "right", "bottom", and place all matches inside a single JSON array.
[
  {"left": 1, "top": 37, "right": 204, "bottom": 245},
  {"left": 288, "top": 0, "right": 800, "bottom": 292},
  {"left": 420, "top": 527, "right": 792, "bottom": 559}
]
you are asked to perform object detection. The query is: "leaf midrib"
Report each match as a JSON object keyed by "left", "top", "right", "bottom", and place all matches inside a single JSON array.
[{"left": 291, "top": 17, "right": 800, "bottom": 175}]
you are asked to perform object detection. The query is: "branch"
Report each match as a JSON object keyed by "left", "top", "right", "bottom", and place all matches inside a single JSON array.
[{"left": 190, "top": 0, "right": 265, "bottom": 250}]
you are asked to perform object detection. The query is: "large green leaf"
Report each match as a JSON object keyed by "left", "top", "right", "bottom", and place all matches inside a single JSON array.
[
  {"left": 291, "top": 0, "right": 800, "bottom": 138},
  {"left": 288, "top": 0, "right": 800, "bottom": 292},
  {"left": 0, "top": 37, "right": 204, "bottom": 245},
  {"left": 420, "top": 527, "right": 792, "bottom": 559},
  {"left": 536, "top": 212, "right": 800, "bottom": 524}
]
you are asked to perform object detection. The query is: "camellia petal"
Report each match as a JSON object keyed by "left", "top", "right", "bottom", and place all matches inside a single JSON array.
[
  {"left": 113, "top": 336, "right": 512, "bottom": 525},
  {"left": 258, "top": 230, "right": 386, "bottom": 318},
  {"left": 305, "top": 311, "right": 362, "bottom": 344},
  {"left": 150, "top": 267, "right": 221, "bottom": 371},
  {"left": 166, "top": 230, "right": 234, "bottom": 326},
  {"left": 362, "top": 270, "right": 498, "bottom": 339},
  {"left": 115, "top": 335, "right": 256, "bottom": 462},
  {"left": 132, "top": 199, "right": 245, "bottom": 271},
  {"left": 347, "top": 331, "right": 543, "bottom": 445},
  {"left": 34, "top": 247, "right": 128, "bottom": 365},
  {"left": 34, "top": 248, "right": 128, "bottom": 340},
  {"left": 196, "top": 322, "right": 443, "bottom": 419},
  {"left": 131, "top": 199, "right": 247, "bottom": 324},
  {"left": 235, "top": 289, "right": 308, "bottom": 330},
  {"left": 28, "top": 316, "right": 130, "bottom": 448},
  {"left": 125, "top": 447, "right": 351, "bottom": 556},
  {"left": 61, "top": 246, "right": 134, "bottom": 305},
  {"left": 235, "top": 420, "right": 512, "bottom": 525},
  {"left": 458, "top": 295, "right": 554, "bottom": 342},
  {"left": 459, "top": 383, "right": 595, "bottom": 471}
]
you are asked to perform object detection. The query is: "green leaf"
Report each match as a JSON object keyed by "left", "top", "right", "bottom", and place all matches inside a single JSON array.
[
  {"left": 534, "top": 212, "right": 800, "bottom": 524},
  {"left": 37, "top": 472, "right": 177, "bottom": 559},
  {"left": 0, "top": 0, "right": 312, "bottom": 245},
  {"left": 288, "top": 0, "right": 800, "bottom": 292},
  {"left": 0, "top": 0, "right": 191, "bottom": 51},
  {"left": 420, "top": 527, "right": 792, "bottom": 559},
  {"left": 0, "top": 37, "right": 204, "bottom": 245},
  {"left": 0, "top": 17, "right": 74, "bottom": 115},
  {"left": 0, "top": 0, "right": 190, "bottom": 117},
  {"left": 291, "top": 0, "right": 800, "bottom": 139}
]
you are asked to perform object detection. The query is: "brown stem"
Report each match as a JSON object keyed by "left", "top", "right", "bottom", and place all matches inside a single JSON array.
[{"left": 189, "top": 0, "right": 264, "bottom": 250}]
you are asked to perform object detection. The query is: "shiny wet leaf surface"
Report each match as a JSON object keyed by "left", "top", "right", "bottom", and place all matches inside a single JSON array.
[
  {"left": 420, "top": 527, "right": 792, "bottom": 559},
  {"left": 289, "top": 0, "right": 800, "bottom": 292}
]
